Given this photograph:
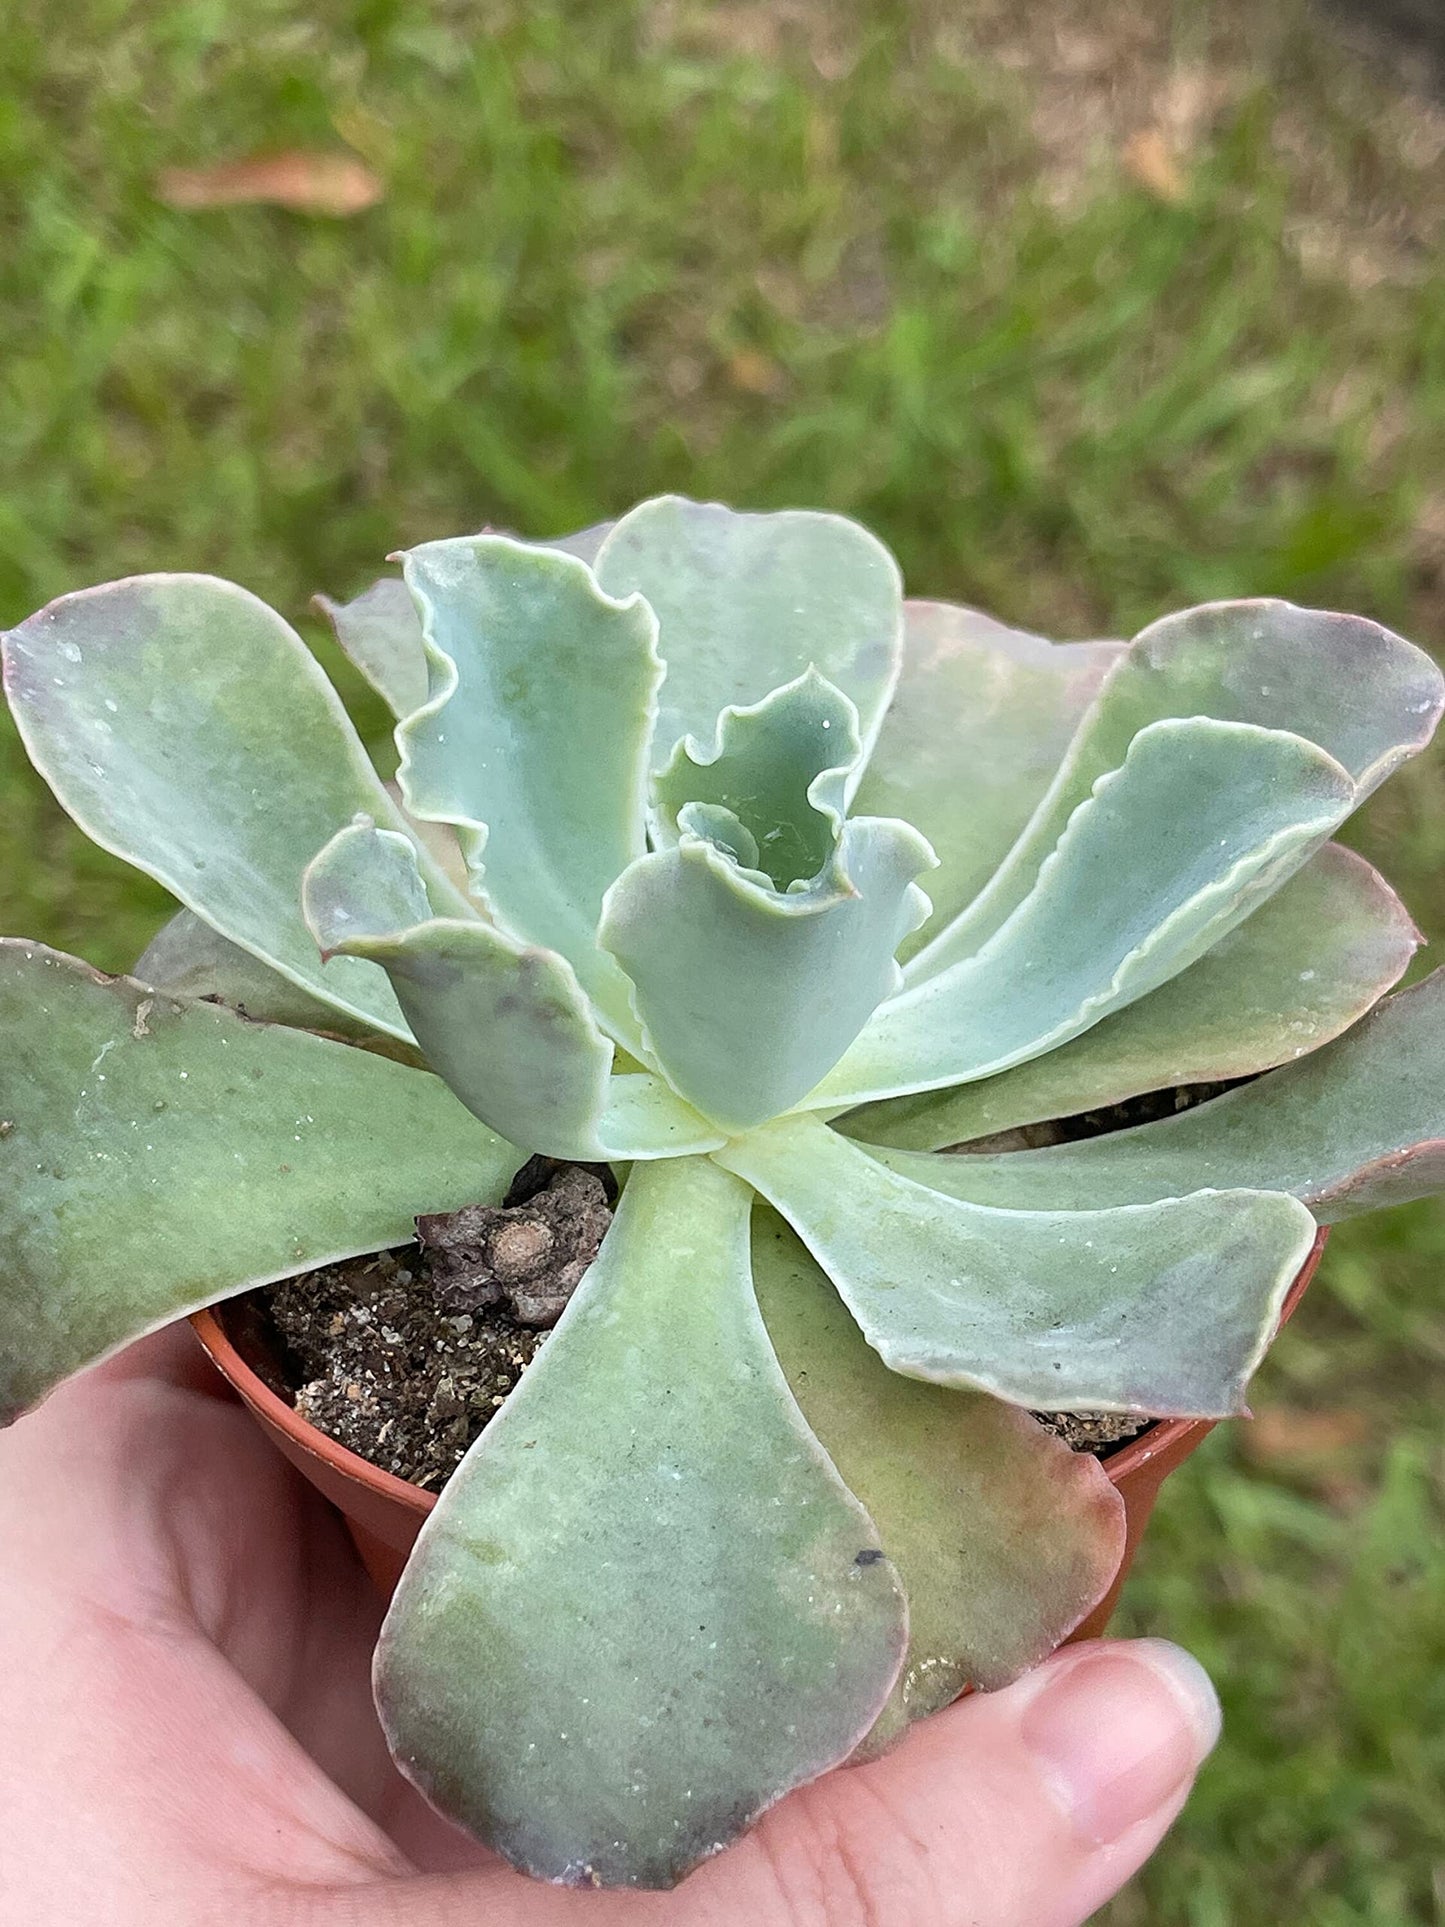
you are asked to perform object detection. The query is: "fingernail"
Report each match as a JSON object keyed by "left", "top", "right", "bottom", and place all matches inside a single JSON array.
[{"left": 1020, "top": 1640, "right": 1222, "bottom": 1846}]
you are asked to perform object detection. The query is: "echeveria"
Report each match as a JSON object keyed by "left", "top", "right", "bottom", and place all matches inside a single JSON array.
[{"left": 3, "top": 496, "right": 1442, "bottom": 1887}]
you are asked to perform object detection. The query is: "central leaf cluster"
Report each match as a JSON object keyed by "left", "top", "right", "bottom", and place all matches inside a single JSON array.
[{"left": 305, "top": 498, "right": 929, "bottom": 1140}]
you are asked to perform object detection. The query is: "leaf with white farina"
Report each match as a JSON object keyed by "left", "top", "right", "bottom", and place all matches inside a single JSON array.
[{"left": 4, "top": 499, "right": 1443, "bottom": 1886}]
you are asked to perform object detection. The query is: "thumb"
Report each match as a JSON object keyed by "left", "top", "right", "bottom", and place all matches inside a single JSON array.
[
  {"left": 757, "top": 1635, "right": 1223, "bottom": 1927},
  {"left": 308, "top": 1637, "right": 1220, "bottom": 1927}
]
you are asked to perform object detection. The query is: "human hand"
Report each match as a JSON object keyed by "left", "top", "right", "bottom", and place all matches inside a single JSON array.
[{"left": 0, "top": 1328, "right": 1220, "bottom": 1927}]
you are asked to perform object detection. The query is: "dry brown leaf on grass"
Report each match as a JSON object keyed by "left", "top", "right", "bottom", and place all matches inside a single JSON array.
[
  {"left": 1242, "top": 1406, "right": 1372, "bottom": 1512},
  {"left": 725, "top": 348, "right": 786, "bottom": 396},
  {"left": 155, "top": 150, "right": 384, "bottom": 216},
  {"left": 1242, "top": 1406, "right": 1370, "bottom": 1465},
  {"left": 1121, "top": 127, "right": 1189, "bottom": 204}
]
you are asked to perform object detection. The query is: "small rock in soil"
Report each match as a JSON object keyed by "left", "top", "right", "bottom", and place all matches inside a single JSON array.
[{"left": 268, "top": 1249, "right": 550, "bottom": 1489}]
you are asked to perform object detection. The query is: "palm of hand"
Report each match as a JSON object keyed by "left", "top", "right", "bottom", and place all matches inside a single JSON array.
[{"left": 0, "top": 1331, "right": 1215, "bottom": 1927}]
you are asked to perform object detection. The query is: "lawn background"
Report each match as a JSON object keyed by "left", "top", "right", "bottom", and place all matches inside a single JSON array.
[{"left": 2, "top": 2, "right": 1443, "bottom": 1918}]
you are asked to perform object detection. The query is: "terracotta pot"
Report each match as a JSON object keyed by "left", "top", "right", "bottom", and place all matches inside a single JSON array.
[{"left": 191, "top": 1226, "right": 1327, "bottom": 1623}]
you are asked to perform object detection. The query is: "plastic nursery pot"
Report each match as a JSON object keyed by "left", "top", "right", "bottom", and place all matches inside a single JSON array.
[{"left": 190, "top": 1226, "right": 1327, "bottom": 1627}]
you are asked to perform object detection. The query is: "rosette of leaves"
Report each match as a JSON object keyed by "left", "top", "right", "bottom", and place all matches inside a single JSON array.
[{"left": 4, "top": 498, "right": 1445, "bottom": 1889}]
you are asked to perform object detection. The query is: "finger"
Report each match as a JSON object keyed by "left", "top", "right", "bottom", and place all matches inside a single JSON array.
[{"left": 290, "top": 1636, "right": 1220, "bottom": 1927}]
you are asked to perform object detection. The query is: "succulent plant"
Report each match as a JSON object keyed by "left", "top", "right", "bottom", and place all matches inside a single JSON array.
[{"left": 4, "top": 496, "right": 1445, "bottom": 1889}]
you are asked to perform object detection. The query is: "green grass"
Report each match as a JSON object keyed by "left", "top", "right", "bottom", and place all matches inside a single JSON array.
[{"left": 3, "top": 1, "right": 1443, "bottom": 1917}]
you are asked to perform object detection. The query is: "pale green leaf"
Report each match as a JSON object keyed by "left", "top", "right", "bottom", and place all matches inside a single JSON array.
[
  {"left": 900, "top": 968, "right": 1445, "bottom": 1223},
  {"left": 651, "top": 667, "right": 862, "bottom": 885},
  {"left": 718, "top": 1115, "right": 1317, "bottom": 1417},
  {"left": 593, "top": 495, "right": 904, "bottom": 775},
  {"left": 848, "top": 844, "right": 1418, "bottom": 1150},
  {"left": 396, "top": 534, "right": 661, "bottom": 1042},
  {"left": 311, "top": 521, "right": 616, "bottom": 723},
  {"left": 855, "top": 601, "right": 1122, "bottom": 961},
  {"left": 810, "top": 717, "right": 1355, "bottom": 1111},
  {"left": 303, "top": 821, "right": 721, "bottom": 1160},
  {"left": 374, "top": 1156, "right": 907, "bottom": 1889},
  {"left": 1, "top": 574, "right": 472, "bottom": 1040},
  {"left": 604, "top": 669, "right": 934, "bottom": 1132},
  {"left": 313, "top": 577, "right": 430, "bottom": 720},
  {"left": 674, "top": 800, "right": 760, "bottom": 867},
  {"left": 0, "top": 941, "right": 520, "bottom": 1424},
  {"left": 545, "top": 518, "right": 616, "bottom": 564},
  {"left": 600, "top": 817, "right": 934, "bottom": 1133},
  {"left": 909, "top": 598, "right": 1442, "bottom": 980},
  {"left": 752, "top": 1205, "right": 1124, "bottom": 1748},
  {"left": 136, "top": 909, "right": 381, "bottom": 1040}
]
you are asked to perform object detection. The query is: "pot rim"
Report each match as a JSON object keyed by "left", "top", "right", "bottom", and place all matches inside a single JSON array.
[{"left": 190, "top": 1225, "right": 1328, "bottom": 1514}]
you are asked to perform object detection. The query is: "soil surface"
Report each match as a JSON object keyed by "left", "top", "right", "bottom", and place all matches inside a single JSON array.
[
  {"left": 1032, "top": 1410, "right": 1153, "bottom": 1454},
  {"left": 247, "top": 1135, "right": 1170, "bottom": 1483},
  {"left": 258, "top": 1157, "right": 614, "bottom": 1489}
]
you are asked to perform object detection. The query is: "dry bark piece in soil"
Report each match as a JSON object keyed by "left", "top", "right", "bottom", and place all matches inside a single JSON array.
[{"left": 416, "top": 1158, "right": 613, "bottom": 1327}]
